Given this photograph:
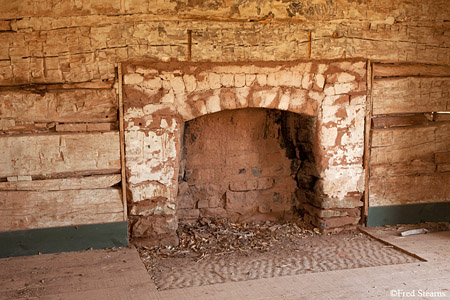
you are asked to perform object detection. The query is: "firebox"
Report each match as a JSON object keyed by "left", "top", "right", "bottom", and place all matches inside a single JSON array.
[
  {"left": 177, "top": 108, "right": 316, "bottom": 224},
  {"left": 123, "top": 60, "right": 366, "bottom": 246}
]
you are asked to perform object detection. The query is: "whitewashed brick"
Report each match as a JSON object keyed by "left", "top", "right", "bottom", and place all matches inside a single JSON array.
[
  {"left": 124, "top": 74, "right": 143, "bottom": 85},
  {"left": 208, "top": 72, "right": 221, "bottom": 89},
  {"left": 220, "top": 73, "right": 234, "bottom": 87},
  {"left": 183, "top": 74, "right": 197, "bottom": 92},
  {"left": 256, "top": 74, "right": 267, "bottom": 86},
  {"left": 235, "top": 74, "right": 246, "bottom": 88},
  {"left": 337, "top": 72, "right": 356, "bottom": 83}
]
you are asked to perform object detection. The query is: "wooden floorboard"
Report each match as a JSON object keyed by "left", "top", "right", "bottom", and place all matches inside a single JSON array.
[
  {"left": 0, "top": 230, "right": 449, "bottom": 299},
  {"left": 0, "top": 246, "right": 159, "bottom": 300}
]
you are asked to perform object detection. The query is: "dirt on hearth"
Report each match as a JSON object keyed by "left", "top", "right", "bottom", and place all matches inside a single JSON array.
[{"left": 138, "top": 218, "right": 421, "bottom": 290}]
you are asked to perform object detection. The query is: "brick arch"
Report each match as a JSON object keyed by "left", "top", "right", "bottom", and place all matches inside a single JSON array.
[
  {"left": 166, "top": 65, "right": 327, "bottom": 121},
  {"left": 178, "top": 85, "right": 321, "bottom": 122}
]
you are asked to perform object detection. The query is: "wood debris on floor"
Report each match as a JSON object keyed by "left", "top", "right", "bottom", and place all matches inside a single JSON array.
[{"left": 138, "top": 218, "right": 321, "bottom": 262}]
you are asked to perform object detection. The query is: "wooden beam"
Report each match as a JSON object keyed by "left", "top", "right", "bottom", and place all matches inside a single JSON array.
[
  {"left": 0, "top": 188, "right": 123, "bottom": 231},
  {"left": 3, "top": 123, "right": 52, "bottom": 133},
  {"left": 117, "top": 63, "right": 128, "bottom": 222},
  {"left": 370, "top": 123, "right": 450, "bottom": 165},
  {"left": 369, "top": 173, "right": 450, "bottom": 207},
  {"left": 370, "top": 161, "right": 436, "bottom": 178},
  {"left": 373, "top": 63, "right": 450, "bottom": 78},
  {"left": 55, "top": 123, "right": 117, "bottom": 132},
  {"left": 372, "top": 77, "right": 450, "bottom": 115},
  {"left": 307, "top": 31, "right": 311, "bottom": 58},
  {"left": 0, "top": 89, "right": 118, "bottom": 123},
  {"left": 0, "top": 132, "right": 121, "bottom": 178},
  {"left": 435, "top": 152, "right": 450, "bottom": 164},
  {"left": 187, "top": 29, "right": 192, "bottom": 61},
  {"left": 437, "top": 164, "right": 450, "bottom": 172},
  {"left": 434, "top": 113, "right": 450, "bottom": 122},
  {"left": 0, "top": 174, "right": 121, "bottom": 191},
  {"left": 371, "top": 114, "right": 429, "bottom": 129},
  {"left": 363, "top": 60, "right": 372, "bottom": 220}
]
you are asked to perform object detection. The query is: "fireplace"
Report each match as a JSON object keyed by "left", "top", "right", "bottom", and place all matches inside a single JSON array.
[{"left": 123, "top": 60, "right": 366, "bottom": 246}]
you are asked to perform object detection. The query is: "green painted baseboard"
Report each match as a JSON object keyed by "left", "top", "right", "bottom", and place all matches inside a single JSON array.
[
  {"left": 0, "top": 222, "right": 128, "bottom": 258},
  {"left": 368, "top": 202, "right": 450, "bottom": 227}
]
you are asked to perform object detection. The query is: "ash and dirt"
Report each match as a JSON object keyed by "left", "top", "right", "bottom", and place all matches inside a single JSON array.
[{"left": 138, "top": 218, "right": 421, "bottom": 290}]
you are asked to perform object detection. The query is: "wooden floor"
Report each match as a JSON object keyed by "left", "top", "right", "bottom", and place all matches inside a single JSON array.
[
  {"left": 0, "top": 247, "right": 159, "bottom": 300},
  {"left": 1, "top": 227, "right": 449, "bottom": 300}
]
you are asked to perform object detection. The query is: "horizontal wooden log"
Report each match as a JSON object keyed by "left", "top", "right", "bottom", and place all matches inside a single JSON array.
[
  {"left": 1, "top": 122, "right": 54, "bottom": 134},
  {"left": 369, "top": 173, "right": 450, "bottom": 207},
  {"left": 434, "top": 113, "right": 450, "bottom": 122},
  {"left": 0, "top": 132, "right": 120, "bottom": 178},
  {"left": 370, "top": 161, "right": 436, "bottom": 178},
  {"left": 438, "top": 164, "right": 450, "bottom": 173},
  {"left": 55, "top": 123, "right": 117, "bottom": 132},
  {"left": 1, "top": 0, "right": 450, "bottom": 23},
  {"left": 87, "top": 123, "right": 118, "bottom": 131},
  {"left": 0, "top": 188, "right": 124, "bottom": 231},
  {"left": 373, "top": 63, "right": 450, "bottom": 78},
  {"left": 1, "top": 122, "right": 118, "bottom": 134},
  {"left": 0, "top": 89, "right": 117, "bottom": 123},
  {"left": 372, "top": 77, "right": 450, "bottom": 115},
  {"left": 370, "top": 123, "right": 450, "bottom": 164},
  {"left": 371, "top": 114, "right": 429, "bottom": 129},
  {"left": 435, "top": 152, "right": 450, "bottom": 164},
  {"left": 0, "top": 174, "right": 121, "bottom": 191},
  {"left": 55, "top": 124, "right": 88, "bottom": 132}
]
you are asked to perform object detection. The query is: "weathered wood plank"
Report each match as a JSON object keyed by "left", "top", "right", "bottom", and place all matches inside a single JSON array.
[
  {"left": 372, "top": 77, "right": 450, "bottom": 115},
  {"left": 87, "top": 123, "right": 117, "bottom": 131},
  {"left": 0, "top": 188, "right": 123, "bottom": 231},
  {"left": 363, "top": 60, "right": 372, "bottom": 218},
  {"left": 435, "top": 152, "right": 450, "bottom": 164},
  {"left": 373, "top": 63, "right": 450, "bottom": 78},
  {"left": 370, "top": 123, "right": 450, "bottom": 164},
  {"left": 370, "top": 161, "right": 436, "bottom": 178},
  {"left": 0, "top": 89, "right": 117, "bottom": 123},
  {"left": 0, "top": 122, "right": 53, "bottom": 134},
  {"left": 438, "top": 163, "right": 450, "bottom": 173},
  {"left": 55, "top": 123, "right": 117, "bottom": 132},
  {"left": 0, "top": 132, "right": 120, "bottom": 178},
  {"left": 0, "top": 174, "right": 121, "bottom": 191},
  {"left": 117, "top": 62, "right": 128, "bottom": 221},
  {"left": 369, "top": 173, "right": 450, "bottom": 206},
  {"left": 372, "top": 114, "right": 429, "bottom": 129},
  {"left": 2, "top": 0, "right": 450, "bottom": 22},
  {"left": 434, "top": 113, "right": 450, "bottom": 122},
  {"left": 55, "top": 124, "right": 87, "bottom": 132}
]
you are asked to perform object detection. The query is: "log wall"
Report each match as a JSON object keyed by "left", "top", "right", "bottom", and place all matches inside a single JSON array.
[
  {"left": 369, "top": 63, "right": 450, "bottom": 207},
  {"left": 1, "top": 0, "right": 449, "bottom": 236},
  {"left": 0, "top": 86, "right": 123, "bottom": 232}
]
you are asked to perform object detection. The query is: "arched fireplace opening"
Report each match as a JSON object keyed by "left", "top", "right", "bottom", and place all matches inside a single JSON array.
[{"left": 177, "top": 108, "right": 318, "bottom": 224}]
